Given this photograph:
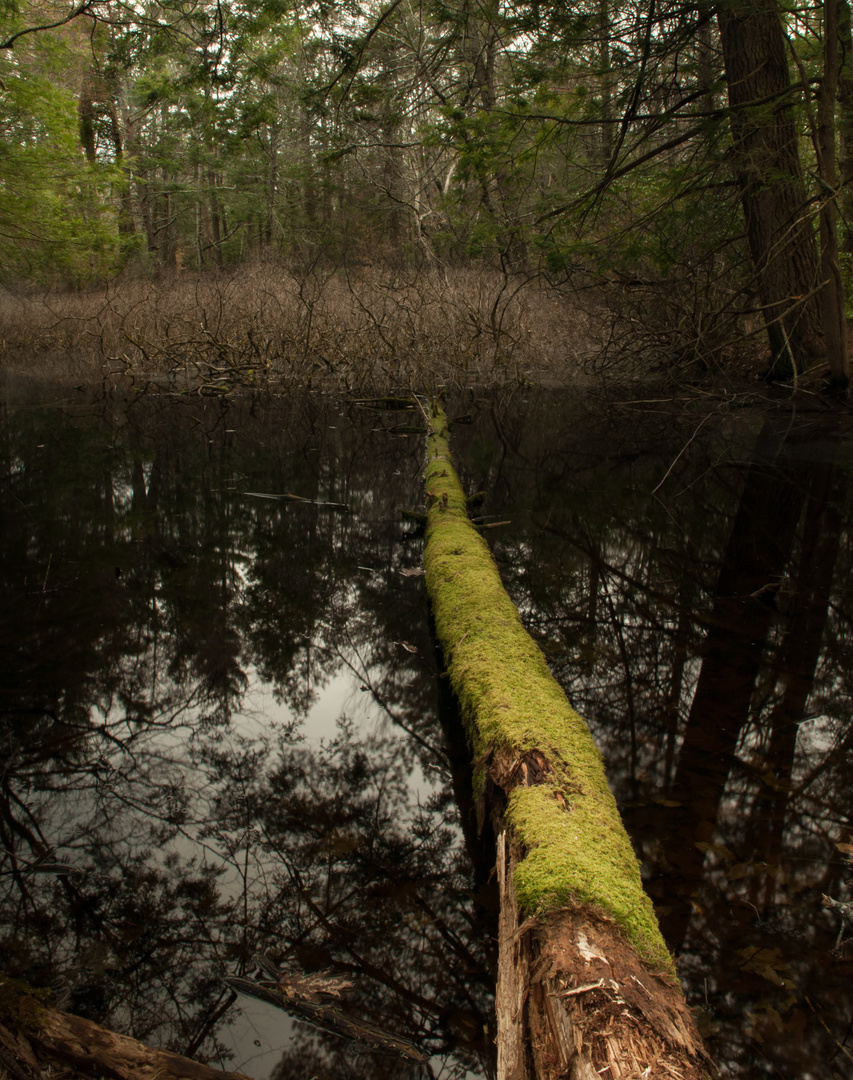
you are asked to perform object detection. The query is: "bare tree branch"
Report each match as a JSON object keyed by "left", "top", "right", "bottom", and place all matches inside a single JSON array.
[{"left": 0, "top": 0, "right": 103, "bottom": 50}]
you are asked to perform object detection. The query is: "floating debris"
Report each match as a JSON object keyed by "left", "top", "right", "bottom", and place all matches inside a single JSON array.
[
  {"left": 224, "top": 955, "right": 428, "bottom": 1062},
  {"left": 351, "top": 397, "right": 418, "bottom": 411},
  {"left": 243, "top": 492, "right": 350, "bottom": 511},
  {"left": 822, "top": 894, "right": 853, "bottom": 953}
]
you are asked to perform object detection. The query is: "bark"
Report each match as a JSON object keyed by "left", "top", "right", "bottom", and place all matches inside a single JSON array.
[
  {"left": 267, "top": 131, "right": 279, "bottom": 246},
  {"left": 838, "top": 0, "right": 853, "bottom": 251},
  {"left": 816, "top": 0, "right": 850, "bottom": 384},
  {"left": 464, "top": 0, "right": 527, "bottom": 269},
  {"left": 116, "top": 85, "right": 155, "bottom": 250},
  {"left": 78, "top": 71, "right": 97, "bottom": 164},
  {"left": 423, "top": 404, "right": 713, "bottom": 1080},
  {"left": 0, "top": 976, "right": 250, "bottom": 1080},
  {"left": 717, "top": 0, "right": 824, "bottom": 375},
  {"left": 599, "top": 0, "right": 613, "bottom": 164},
  {"left": 493, "top": 821, "right": 710, "bottom": 1080},
  {"left": 208, "top": 168, "right": 224, "bottom": 267},
  {"left": 106, "top": 90, "right": 136, "bottom": 241}
]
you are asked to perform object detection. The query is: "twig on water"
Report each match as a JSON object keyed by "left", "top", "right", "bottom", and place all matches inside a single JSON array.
[{"left": 650, "top": 412, "right": 714, "bottom": 495}]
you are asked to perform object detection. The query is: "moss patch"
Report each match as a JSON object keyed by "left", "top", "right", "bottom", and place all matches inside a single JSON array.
[
  {"left": 423, "top": 403, "right": 670, "bottom": 969},
  {"left": 0, "top": 975, "right": 50, "bottom": 1031}
]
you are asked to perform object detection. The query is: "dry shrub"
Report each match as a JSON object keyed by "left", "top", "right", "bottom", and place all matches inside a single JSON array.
[
  {"left": 588, "top": 274, "right": 767, "bottom": 382},
  {"left": 0, "top": 262, "right": 602, "bottom": 392}
]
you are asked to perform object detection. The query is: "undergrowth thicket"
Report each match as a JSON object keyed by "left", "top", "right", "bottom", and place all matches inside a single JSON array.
[{"left": 0, "top": 262, "right": 764, "bottom": 393}]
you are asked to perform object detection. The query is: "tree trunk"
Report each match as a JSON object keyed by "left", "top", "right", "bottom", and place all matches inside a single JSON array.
[
  {"left": 599, "top": 0, "right": 614, "bottom": 164},
  {"left": 107, "top": 92, "right": 136, "bottom": 242},
  {"left": 495, "top": 834, "right": 708, "bottom": 1080},
  {"left": 78, "top": 71, "right": 97, "bottom": 164},
  {"left": 208, "top": 168, "right": 224, "bottom": 267},
  {"left": 717, "top": 0, "right": 825, "bottom": 376},
  {"left": 816, "top": 0, "right": 850, "bottom": 384},
  {"left": 423, "top": 403, "right": 713, "bottom": 1080},
  {"left": 0, "top": 975, "right": 250, "bottom": 1080},
  {"left": 838, "top": 0, "right": 853, "bottom": 251}
]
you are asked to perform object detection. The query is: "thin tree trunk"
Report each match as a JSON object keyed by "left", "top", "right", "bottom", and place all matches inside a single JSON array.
[
  {"left": 107, "top": 93, "right": 135, "bottom": 241},
  {"left": 599, "top": 0, "right": 613, "bottom": 164},
  {"left": 207, "top": 168, "right": 224, "bottom": 268}
]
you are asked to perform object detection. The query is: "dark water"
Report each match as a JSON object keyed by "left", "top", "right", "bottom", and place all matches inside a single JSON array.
[{"left": 2, "top": 379, "right": 852, "bottom": 1080}]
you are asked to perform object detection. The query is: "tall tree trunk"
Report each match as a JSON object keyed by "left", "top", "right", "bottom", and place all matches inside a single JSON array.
[
  {"left": 837, "top": 0, "right": 853, "bottom": 251},
  {"left": 717, "top": 0, "right": 824, "bottom": 376},
  {"left": 599, "top": 0, "right": 613, "bottom": 164},
  {"left": 466, "top": 0, "right": 527, "bottom": 269},
  {"left": 78, "top": 72, "right": 97, "bottom": 164},
  {"left": 816, "top": 0, "right": 850, "bottom": 384},
  {"left": 266, "top": 130, "right": 279, "bottom": 247},
  {"left": 207, "top": 168, "right": 224, "bottom": 267},
  {"left": 107, "top": 96, "right": 136, "bottom": 242}
]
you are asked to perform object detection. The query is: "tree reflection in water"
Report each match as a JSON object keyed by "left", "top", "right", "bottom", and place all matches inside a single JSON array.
[
  {"left": 462, "top": 396, "right": 853, "bottom": 1079},
  {"left": 0, "top": 388, "right": 495, "bottom": 1078},
  {"left": 1, "top": 383, "right": 852, "bottom": 1079}
]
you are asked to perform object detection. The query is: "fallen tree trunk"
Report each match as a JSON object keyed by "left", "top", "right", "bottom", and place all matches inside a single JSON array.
[
  {"left": 422, "top": 402, "right": 714, "bottom": 1080},
  {"left": 0, "top": 975, "right": 250, "bottom": 1080}
]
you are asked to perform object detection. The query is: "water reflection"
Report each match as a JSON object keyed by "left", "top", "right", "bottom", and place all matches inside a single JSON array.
[
  {"left": 2, "top": 382, "right": 852, "bottom": 1079},
  {"left": 0, "top": 387, "right": 494, "bottom": 1079},
  {"left": 453, "top": 396, "right": 853, "bottom": 1079}
]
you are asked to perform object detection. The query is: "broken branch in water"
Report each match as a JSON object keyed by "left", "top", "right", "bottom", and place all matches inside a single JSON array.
[
  {"left": 243, "top": 491, "right": 350, "bottom": 511},
  {"left": 223, "top": 959, "right": 428, "bottom": 1063}
]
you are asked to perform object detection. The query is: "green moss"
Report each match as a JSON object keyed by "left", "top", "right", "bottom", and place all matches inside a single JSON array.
[
  {"left": 423, "top": 403, "right": 671, "bottom": 969},
  {"left": 0, "top": 975, "right": 51, "bottom": 1031}
]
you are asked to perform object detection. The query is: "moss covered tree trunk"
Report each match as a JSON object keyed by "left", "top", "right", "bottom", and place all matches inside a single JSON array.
[{"left": 423, "top": 403, "right": 713, "bottom": 1080}]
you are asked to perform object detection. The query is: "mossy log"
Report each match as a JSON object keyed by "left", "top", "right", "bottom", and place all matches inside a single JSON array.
[
  {"left": 423, "top": 403, "right": 714, "bottom": 1080},
  {"left": 0, "top": 974, "right": 250, "bottom": 1080}
]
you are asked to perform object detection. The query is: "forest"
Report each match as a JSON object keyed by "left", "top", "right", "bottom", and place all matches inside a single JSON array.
[
  {"left": 3, "top": 1, "right": 853, "bottom": 1076},
  {"left": 2, "top": 0, "right": 853, "bottom": 386}
]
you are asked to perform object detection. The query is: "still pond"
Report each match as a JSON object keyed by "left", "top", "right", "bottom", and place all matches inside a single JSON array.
[{"left": 1, "top": 378, "right": 852, "bottom": 1079}]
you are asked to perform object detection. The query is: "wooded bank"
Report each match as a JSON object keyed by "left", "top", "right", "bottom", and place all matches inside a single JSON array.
[
  {"left": 5, "top": 0, "right": 853, "bottom": 383},
  {"left": 422, "top": 403, "right": 713, "bottom": 1080}
]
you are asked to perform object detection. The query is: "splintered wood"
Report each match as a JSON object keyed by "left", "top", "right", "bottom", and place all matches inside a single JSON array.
[{"left": 494, "top": 833, "right": 714, "bottom": 1080}]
